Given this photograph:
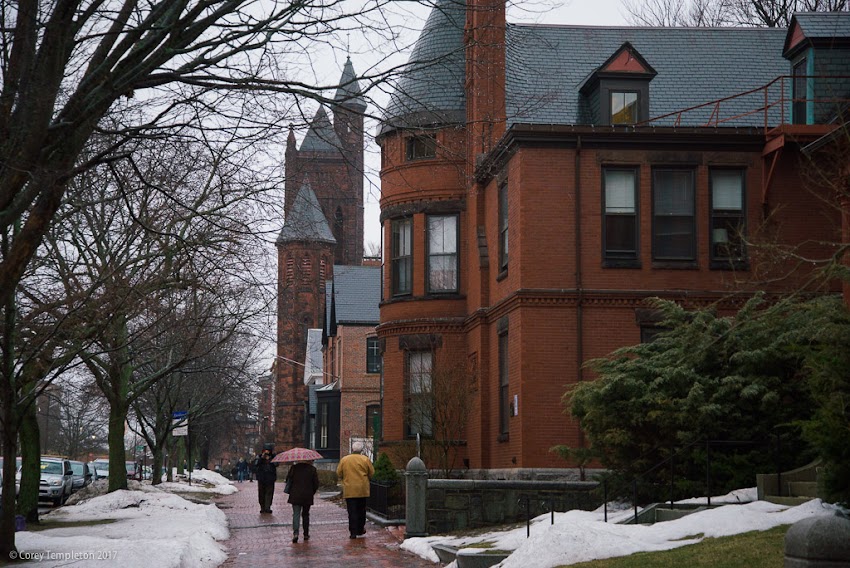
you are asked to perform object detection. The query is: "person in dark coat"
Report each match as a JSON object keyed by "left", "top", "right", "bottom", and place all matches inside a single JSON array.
[
  {"left": 254, "top": 449, "right": 278, "bottom": 513},
  {"left": 285, "top": 461, "right": 320, "bottom": 543}
]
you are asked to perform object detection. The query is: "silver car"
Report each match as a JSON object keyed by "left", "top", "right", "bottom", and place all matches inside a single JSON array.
[{"left": 39, "top": 457, "right": 74, "bottom": 505}]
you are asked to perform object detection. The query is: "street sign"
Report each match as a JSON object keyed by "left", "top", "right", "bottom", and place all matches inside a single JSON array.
[
  {"left": 172, "top": 411, "right": 188, "bottom": 436},
  {"left": 135, "top": 445, "right": 144, "bottom": 452}
]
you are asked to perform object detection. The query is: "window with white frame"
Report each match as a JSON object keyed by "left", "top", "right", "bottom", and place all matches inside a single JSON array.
[
  {"left": 427, "top": 214, "right": 458, "bottom": 292},
  {"left": 366, "top": 337, "right": 381, "bottom": 373},
  {"left": 406, "top": 351, "right": 433, "bottom": 437},
  {"left": 391, "top": 218, "right": 412, "bottom": 295},
  {"left": 603, "top": 168, "right": 639, "bottom": 262}
]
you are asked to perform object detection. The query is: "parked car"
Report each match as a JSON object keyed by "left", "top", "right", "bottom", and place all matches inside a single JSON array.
[
  {"left": 68, "top": 460, "right": 92, "bottom": 493},
  {"left": 38, "top": 457, "right": 73, "bottom": 505},
  {"left": 91, "top": 459, "right": 110, "bottom": 480},
  {"left": 87, "top": 462, "right": 103, "bottom": 483},
  {"left": 125, "top": 461, "right": 139, "bottom": 480}
]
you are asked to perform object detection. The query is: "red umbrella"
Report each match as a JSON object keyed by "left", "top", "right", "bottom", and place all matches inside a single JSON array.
[{"left": 271, "top": 447, "right": 324, "bottom": 463}]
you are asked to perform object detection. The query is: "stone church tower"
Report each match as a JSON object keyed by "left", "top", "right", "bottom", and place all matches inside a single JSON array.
[{"left": 273, "top": 58, "right": 366, "bottom": 451}]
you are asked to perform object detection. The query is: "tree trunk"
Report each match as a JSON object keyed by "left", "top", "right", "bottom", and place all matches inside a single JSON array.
[
  {"left": 151, "top": 451, "right": 163, "bottom": 486},
  {"left": 107, "top": 401, "right": 129, "bottom": 492},
  {"left": 0, "top": 276, "right": 19, "bottom": 557},
  {"left": 18, "top": 406, "right": 41, "bottom": 523}
]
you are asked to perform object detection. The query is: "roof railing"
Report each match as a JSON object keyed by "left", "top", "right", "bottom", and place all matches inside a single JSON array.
[{"left": 635, "top": 75, "right": 850, "bottom": 132}]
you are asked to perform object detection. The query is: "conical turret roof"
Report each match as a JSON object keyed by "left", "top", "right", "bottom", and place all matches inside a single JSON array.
[
  {"left": 335, "top": 57, "right": 367, "bottom": 111},
  {"left": 277, "top": 182, "right": 337, "bottom": 245},
  {"left": 380, "top": 0, "right": 466, "bottom": 134},
  {"left": 299, "top": 107, "right": 342, "bottom": 152}
]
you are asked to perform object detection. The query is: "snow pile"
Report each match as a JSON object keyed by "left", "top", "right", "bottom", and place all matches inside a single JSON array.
[
  {"left": 16, "top": 477, "right": 233, "bottom": 567},
  {"left": 401, "top": 495, "right": 841, "bottom": 568},
  {"left": 182, "top": 468, "right": 234, "bottom": 488}
]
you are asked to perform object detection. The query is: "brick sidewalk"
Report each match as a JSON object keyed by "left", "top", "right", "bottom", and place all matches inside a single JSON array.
[{"left": 215, "top": 482, "right": 436, "bottom": 567}]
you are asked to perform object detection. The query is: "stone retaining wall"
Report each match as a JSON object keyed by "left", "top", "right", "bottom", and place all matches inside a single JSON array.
[{"left": 425, "top": 479, "right": 600, "bottom": 534}]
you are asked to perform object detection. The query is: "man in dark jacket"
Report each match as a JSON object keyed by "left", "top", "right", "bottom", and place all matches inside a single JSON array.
[
  {"left": 285, "top": 462, "right": 320, "bottom": 542},
  {"left": 254, "top": 449, "right": 278, "bottom": 513}
]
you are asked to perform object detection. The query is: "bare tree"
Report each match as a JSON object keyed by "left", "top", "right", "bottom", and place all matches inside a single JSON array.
[{"left": 623, "top": 0, "right": 847, "bottom": 27}]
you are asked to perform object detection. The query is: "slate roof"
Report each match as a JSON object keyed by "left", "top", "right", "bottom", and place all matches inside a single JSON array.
[
  {"left": 300, "top": 107, "right": 342, "bottom": 152},
  {"left": 380, "top": 0, "right": 815, "bottom": 131},
  {"left": 276, "top": 183, "right": 336, "bottom": 244},
  {"left": 793, "top": 12, "right": 850, "bottom": 39},
  {"left": 506, "top": 24, "right": 789, "bottom": 127},
  {"left": 335, "top": 57, "right": 367, "bottom": 111},
  {"left": 380, "top": 0, "right": 466, "bottom": 133},
  {"left": 325, "top": 265, "right": 380, "bottom": 330}
]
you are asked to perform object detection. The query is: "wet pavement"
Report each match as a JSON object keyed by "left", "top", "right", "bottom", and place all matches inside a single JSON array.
[{"left": 215, "top": 481, "right": 436, "bottom": 567}]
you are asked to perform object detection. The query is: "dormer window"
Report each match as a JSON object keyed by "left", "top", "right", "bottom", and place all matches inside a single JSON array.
[
  {"left": 611, "top": 91, "right": 639, "bottom": 124},
  {"left": 579, "top": 42, "right": 656, "bottom": 126}
]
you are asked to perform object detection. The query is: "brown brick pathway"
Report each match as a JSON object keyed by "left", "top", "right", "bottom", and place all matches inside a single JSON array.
[{"left": 215, "top": 482, "right": 436, "bottom": 567}]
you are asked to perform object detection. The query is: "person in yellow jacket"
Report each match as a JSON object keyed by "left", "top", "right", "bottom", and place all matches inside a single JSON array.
[{"left": 336, "top": 441, "right": 374, "bottom": 539}]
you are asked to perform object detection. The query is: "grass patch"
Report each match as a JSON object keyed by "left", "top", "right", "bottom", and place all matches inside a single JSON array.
[
  {"left": 27, "top": 519, "right": 117, "bottom": 532},
  {"left": 561, "top": 525, "right": 790, "bottom": 568},
  {"left": 464, "top": 541, "right": 496, "bottom": 549}
]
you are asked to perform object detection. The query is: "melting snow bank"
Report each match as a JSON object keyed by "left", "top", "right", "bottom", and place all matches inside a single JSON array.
[
  {"left": 401, "top": 498, "right": 841, "bottom": 568},
  {"left": 16, "top": 487, "right": 229, "bottom": 567}
]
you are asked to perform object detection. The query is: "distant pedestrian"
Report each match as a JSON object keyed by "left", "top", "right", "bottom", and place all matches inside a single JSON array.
[
  {"left": 285, "top": 461, "right": 319, "bottom": 543},
  {"left": 336, "top": 441, "right": 374, "bottom": 539},
  {"left": 254, "top": 449, "right": 278, "bottom": 513},
  {"left": 236, "top": 458, "right": 248, "bottom": 482}
]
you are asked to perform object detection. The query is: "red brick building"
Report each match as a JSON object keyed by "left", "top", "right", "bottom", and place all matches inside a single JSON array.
[
  {"left": 322, "top": 266, "right": 382, "bottom": 458},
  {"left": 272, "top": 58, "right": 368, "bottom": 452},
  {"left": 376, "top": 4, "right": 850, "bottom": 469}
]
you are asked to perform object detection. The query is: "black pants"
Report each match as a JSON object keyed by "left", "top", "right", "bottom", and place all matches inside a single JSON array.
[
  {"left": 345, "top": 497, "right": 368, "bottom": 536},
  {"left": 258, "top": 481, "right": 275, "bottom": 512}
]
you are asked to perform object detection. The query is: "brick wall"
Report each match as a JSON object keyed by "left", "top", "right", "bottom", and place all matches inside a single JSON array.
[{"left": 328, "top": 325, "right": 381, "bottom": 457}]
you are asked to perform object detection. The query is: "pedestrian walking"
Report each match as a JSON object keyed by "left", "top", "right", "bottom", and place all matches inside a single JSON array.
[
  {"left": 236, "top": 458, "right": 248, "bottom": 483},
  {"left": 285, "top": 461, "right": 320, "bottom": 543},
  {"left": 336, "top": 441, "right": 374, "bottom": 539},
  {"left": 254, "top": 448, "right": 278, "bottom": 513}
]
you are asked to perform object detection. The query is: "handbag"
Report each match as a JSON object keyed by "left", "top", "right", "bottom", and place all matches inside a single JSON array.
[{"left": 284, "top": 478, "right": 292, "bottom": 493}]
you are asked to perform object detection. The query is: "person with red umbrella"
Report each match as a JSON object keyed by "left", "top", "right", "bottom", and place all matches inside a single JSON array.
[{"left": 284, "top": 459, "right": 320, "bottom": 543}]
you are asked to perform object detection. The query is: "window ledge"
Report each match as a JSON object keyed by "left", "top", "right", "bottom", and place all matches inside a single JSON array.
[
  {"left": 380, "top": 293, "right": 466, "bottom": 307},
  {"left": 602, "top": 259, "right": 641, "bottom": 269},
  {"left": 710, "top": 260, "right": 749, "bottom": 271},
  {"left": 651, "top": 260, "right": 698, "bottom": 270},
  {"left": 497, "top": 433, "right": 509, "bottom": 443},
  {"left": 496, "top": 269, "right": 508, "bottom": 282}
]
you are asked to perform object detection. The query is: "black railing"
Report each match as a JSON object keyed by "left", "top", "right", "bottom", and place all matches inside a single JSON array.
[
  {"left": 368, "top": 480, "right": 405, "bottom": 519},
  {"left": 602, "top": 436, "right": 787, "bottom": 524}
]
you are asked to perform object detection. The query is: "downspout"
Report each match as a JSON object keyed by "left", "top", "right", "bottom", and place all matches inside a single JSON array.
[{"left": 574, "top": 135, "right": 585, "bottom": 450}]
